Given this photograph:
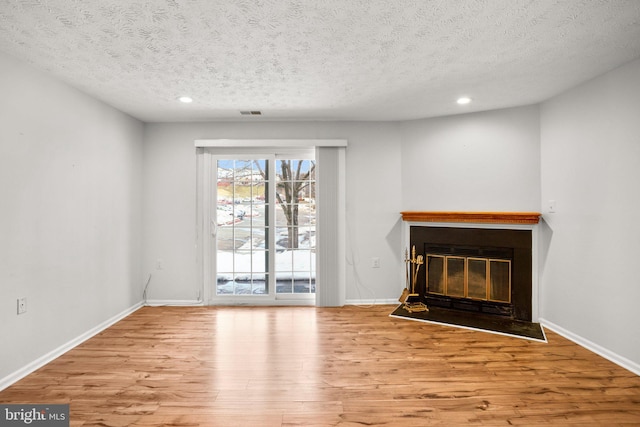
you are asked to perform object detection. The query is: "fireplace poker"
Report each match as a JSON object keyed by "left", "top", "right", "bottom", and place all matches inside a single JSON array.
[
  {"left": 412, "top": 255, "right": 423, "bottom": 293},
  {"left": 411, "top": 246, "right": 416, "bottom": 293},
  {"left": 399, "top": 248, "right": 410, "bottom": 303}
]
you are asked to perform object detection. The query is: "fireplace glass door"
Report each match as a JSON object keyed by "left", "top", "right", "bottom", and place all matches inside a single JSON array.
[
  {"left": 467, "top": 258, "right": 488, "bottom": 299},
  {"left": 426, "top": 254, "right": 511, "bottom": 303}
]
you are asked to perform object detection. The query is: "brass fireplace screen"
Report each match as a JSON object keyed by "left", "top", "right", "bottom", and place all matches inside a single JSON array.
[{"left": 426, "top": 255, "right": 511, "bottom": 303}]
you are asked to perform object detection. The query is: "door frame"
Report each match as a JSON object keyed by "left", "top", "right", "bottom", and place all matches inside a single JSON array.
[{"left": 195, "top": 139, "right": 347, "bottom": 306}]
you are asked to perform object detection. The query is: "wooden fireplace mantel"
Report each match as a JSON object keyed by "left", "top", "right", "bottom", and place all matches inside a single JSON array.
[{"left": 400, "top": 211, "right": 541, "bottom": 224}]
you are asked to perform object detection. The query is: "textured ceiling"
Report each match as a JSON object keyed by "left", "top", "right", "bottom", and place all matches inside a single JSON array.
[{"left": 1, "top": 0, "right": 640, "bottom": 122}]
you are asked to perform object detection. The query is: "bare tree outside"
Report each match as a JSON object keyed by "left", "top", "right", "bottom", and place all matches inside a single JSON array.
[{"left": 255, "top": 159, "right": 315, "bottom": 249}]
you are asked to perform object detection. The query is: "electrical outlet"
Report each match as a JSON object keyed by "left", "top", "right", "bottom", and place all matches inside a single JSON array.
[
  {"left": 17, "top": 297, "right": 27, "bottom": 315},
  {"left": 371, "top": 257, "right": 380, "bottom": 268},
  {"left": 156, "top": 259, "right": 163, "bottom": 270}
]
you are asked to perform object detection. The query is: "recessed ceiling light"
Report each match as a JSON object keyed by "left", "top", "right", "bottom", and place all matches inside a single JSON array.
[
  {"left": 457, "top": 97, "right": 472, "bottom": 105},
  {"left": 178, "top": 96, "right": 193, "bottom": 103}
]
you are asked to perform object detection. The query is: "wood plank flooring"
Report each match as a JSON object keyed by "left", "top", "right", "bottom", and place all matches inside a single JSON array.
[{"left": 1, "top": 305, "right": 639, "bottom": 426}]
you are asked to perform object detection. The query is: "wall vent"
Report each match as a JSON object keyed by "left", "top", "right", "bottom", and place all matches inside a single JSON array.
[{"left": 240, "top": 111, "right": 262, "bottom": 116}]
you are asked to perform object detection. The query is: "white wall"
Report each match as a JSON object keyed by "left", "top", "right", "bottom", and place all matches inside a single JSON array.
[
  {"left": 540, "top": 58, "right": 640, "bottom": 366},
  {"left": 142, "top": 121, "right": 403, "bottom": 303},
  {"left": 0, "top": 52, "right": 144, "bottom": 383},
  {"left": 400, "top": 105, "right": 541, "bottom": 212},
  {"left": 142, "top": 108, "right": 543, "bottom": 306}
]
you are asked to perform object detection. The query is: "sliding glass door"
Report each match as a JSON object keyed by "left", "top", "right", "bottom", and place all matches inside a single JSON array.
[{"left": 210, "top": 154, "right": 316, "bottom": 303}]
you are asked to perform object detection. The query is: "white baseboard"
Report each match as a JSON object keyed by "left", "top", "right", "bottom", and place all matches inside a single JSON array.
[
  {"left": 345, "top": 298, "right": 399, "bottom": 306},
  {"left": 145, "top": 299, "right": 400, "bottom": 307},
  {"left": 144, "top": 299, "right": 204, "bottom": 306},
  {"left": 539, "top": 318, "right": 640, "bottom": 376},
  {"left": 0, "top": 302, "right": 143, "bottom": 392}
]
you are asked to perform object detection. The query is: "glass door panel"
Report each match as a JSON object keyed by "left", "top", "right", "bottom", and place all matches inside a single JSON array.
[
  {"left": 489, "top": 260, "right": 511, "bottom": 302},
  {"left": 274, "top": 159, "right": 316, "bottom": 295},
  {"left": 426, "top": 255, "right": 445, "bottom": 294},
  {"left": 215, "top": 159, "right": 269, "bottom": 296},
  {"left": 467, "top": 258, "right": 488, "bottom": 299},
  {"left": 446, "top": 256, "right": 465, "bottom": 297}
]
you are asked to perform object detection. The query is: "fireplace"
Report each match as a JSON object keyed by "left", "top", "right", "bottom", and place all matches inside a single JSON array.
[{"left": 403, "top": 212, "right": 540, "bottom": 323}]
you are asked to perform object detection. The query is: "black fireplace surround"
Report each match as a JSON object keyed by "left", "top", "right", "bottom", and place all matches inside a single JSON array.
[{"left": 410, "top": 226, "right": 533, "bottom": 322}]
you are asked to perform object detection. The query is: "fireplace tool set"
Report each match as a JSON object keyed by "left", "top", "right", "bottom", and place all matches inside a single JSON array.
[{"left": 399, "top": 246, "right": 428, "bottom": 313}]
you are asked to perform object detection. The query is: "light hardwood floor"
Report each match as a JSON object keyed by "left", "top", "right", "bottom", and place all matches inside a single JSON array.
[{"left": 1, "top": 305, "right": 639, "bottom": 426}]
